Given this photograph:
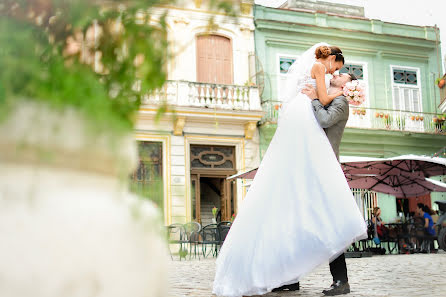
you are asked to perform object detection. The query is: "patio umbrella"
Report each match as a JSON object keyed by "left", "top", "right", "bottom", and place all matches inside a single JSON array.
[
  {"left": 226, "top": 168, "right": 258, "bottom": 180},
  {"left": 227, "top": 154, "right": 446, "bottom": 198},
  {"left": 341, "top": 155, "right": 446, "bottom": 198}
]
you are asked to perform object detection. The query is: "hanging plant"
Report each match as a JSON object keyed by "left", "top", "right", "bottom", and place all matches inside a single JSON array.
[{"left": 435, "top": 74, "right": 446, "bottom": 88}]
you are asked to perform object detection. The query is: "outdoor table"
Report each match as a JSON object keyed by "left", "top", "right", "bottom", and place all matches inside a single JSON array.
[{"left": 384, "top": 222, "right": 420, "bottom": 253}]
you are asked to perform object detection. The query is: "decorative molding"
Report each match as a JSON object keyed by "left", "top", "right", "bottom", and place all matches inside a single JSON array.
[
  {"left": 380, "top": 51, "right": 429, "bottom": 62},
  {"left": 194, "top": 0, "right": 202, "bottom": 9},
  {"left": 265, "top": 39, "right": 379, "bottom": 56},
  {"left": 240, "top": 2, "right": 253, "bottom": 15},
  {"left": 172, "top": 16, "right": 190, "bottom": 26},
  {"left": 256, "top": 19, "right": 438, "bottom": 47},
  {"left": 244, "top": 121, "right": 257, "bottom": 139},
  {"left": 239, "top": 24, "right": 254, "bottom": 33},
  {"left": 173, "top": 117, "right": 186, "bottom": 136}
]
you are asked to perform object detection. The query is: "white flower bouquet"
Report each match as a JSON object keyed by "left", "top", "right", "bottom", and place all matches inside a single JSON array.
[{"left": 343, "top": 80, "right": 366, "bottom": 106}]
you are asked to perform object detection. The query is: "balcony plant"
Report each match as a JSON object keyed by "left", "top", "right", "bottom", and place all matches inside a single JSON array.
[
  {"left": 436, "top": 74, "right": 446, "bottom": 88},
  {"left": 382, "top": 113, "right": 392, "bottom": 129},
  {"left": 395, "top": 115, "right": 406, "bottom": 130}
]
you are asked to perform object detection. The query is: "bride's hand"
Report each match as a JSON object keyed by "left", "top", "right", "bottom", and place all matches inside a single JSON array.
[{"left": 336, "top": 90, "right": 344, "bottom": 97}]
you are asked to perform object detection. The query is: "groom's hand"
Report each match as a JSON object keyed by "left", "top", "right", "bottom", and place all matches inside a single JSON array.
[{"left": 302, "top": 84, "right": 318, "bottom": 100}]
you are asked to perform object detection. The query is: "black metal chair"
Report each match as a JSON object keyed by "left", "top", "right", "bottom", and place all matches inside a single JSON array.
[
  {"left": 200, "top": 223, "right": 219, "bottom": 258},
  {"left": 166, "top": 223, "right": 188, "bottom": 260},
  {"left": 183, "top": 222, "right": 202, "bottom": 259},
  {"left": 217, "top": 221, "right": 232, "bottom": 248},
  {"left": 411, "top": 217, "right": 437, "bottom": 253}
]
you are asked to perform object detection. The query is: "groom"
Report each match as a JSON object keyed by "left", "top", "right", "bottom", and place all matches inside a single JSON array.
[
  {"left": 273, "top": 73, "right": 357, "bottom": 295},
  {"left": 304, "top": 72, "right": 357, "bottom": 296}
]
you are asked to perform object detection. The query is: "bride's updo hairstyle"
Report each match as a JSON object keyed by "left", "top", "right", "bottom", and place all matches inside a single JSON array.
[{"left": 315, "top": 45, "right": 345, "bottom": 64}]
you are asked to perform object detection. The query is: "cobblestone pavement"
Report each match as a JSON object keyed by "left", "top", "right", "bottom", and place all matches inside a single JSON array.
[{"left": 168, "top": 252, "right": 446, "bottom": 297}]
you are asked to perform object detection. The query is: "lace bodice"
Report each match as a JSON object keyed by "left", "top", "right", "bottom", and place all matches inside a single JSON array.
[
  {"left": 295, "top": 62, "right": 331, "bottom": 93},
  {"left": 295, "top": 73, "right": 331, "bottom": 93}
]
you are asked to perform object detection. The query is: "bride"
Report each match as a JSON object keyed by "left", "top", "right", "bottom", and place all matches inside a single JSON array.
[{"left": 212, "top": 43, "right": 367, "bottom": 297}]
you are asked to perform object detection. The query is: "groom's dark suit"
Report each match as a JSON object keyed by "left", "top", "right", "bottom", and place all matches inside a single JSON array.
[{"left": 311, "top": 95, "right": 350, "bottom": 284}]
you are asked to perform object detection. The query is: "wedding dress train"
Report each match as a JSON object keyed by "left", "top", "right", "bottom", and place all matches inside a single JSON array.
[{"left": 212, "top": 44, "right": 367, "bottom": 297}]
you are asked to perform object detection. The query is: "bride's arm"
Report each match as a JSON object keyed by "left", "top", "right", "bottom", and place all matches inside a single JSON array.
[{"left": 312, "top": 64, "right": 343, "bottom": 106}]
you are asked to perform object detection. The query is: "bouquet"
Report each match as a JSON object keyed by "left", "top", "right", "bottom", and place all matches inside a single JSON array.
[{"left": 343, "top": 80, "right": 366, "bottom": 106}]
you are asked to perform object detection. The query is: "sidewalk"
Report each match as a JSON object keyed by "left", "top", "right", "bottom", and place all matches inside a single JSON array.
[{"left": 168, "top": 252, "right": 446, "bottom": 296}]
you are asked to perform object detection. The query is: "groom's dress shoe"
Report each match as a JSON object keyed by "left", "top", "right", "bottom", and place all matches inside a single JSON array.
[
  {"left": 272, "top": 282, "right": 300, "bottom": 292},
  {"left": 322, "top": 280, "right": 350, "bottom": 296}
]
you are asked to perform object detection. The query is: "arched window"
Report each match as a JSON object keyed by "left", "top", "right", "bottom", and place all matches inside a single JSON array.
[{"left": 196, "top": 35, "right": 233, "bottom": 85}]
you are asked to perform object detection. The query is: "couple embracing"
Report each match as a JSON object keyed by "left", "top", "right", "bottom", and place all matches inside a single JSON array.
[{"left": 212, "top": 43, "right": 368, "bottom": 297}]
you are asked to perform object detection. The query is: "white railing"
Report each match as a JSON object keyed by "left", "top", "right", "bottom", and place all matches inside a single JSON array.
[
  {"left": 143, "top": 80, "right": 262, "bottom": 111},
  {"left": 261, "top": 101, "right": 446, "bottom": 135}
]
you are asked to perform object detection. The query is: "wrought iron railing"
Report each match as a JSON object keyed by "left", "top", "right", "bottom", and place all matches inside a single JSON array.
[
  {"left": 261, "top": 100, "right": 446, "bottom": 135},
  {"left": 143, "top": 80, "right": 262, "bottom": 111}
]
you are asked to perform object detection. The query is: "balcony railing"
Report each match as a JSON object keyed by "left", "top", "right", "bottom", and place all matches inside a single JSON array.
[
  {"left": 261, "top": 101, "right": 446, "bottom": 135},
  {"left": 143, "top": 80, "right": 262, "bottom": 111}
]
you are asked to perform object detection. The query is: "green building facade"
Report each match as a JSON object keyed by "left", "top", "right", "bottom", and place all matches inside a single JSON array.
[{"left": 254, "top": 3, "right": 446, "bottom": 222}]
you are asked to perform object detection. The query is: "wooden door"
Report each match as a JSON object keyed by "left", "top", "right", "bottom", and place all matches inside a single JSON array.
[
  {"left": 191, "top": 174, "right": 201, "bottom": 223},
  {"left": 220, "top": 178, "right": 233, "bottom": 221},
  {"left": 196, "top": 35, "right": 233, "bottom": 85}
]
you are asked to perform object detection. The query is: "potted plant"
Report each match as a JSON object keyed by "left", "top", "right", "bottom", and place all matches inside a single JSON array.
[
  {"left": 436, "top": 74, "right": 446, "bottom": 88},
  {"left": 383, "top": 114, "right": 392, "bottom": 129},
  {"left": 212, "top": 206, "right": 218, "bottom": 223}
]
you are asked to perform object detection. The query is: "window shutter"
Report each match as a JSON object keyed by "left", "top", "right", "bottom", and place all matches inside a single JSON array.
[
  {"left": 393, "top": 86, "right": 401, "bottom": 110},
  {"left": 412, "top": 89, "right": 420, "bottom": 112},
  {"left": 196, "top": 35, "right": 232, "bottom": 85},
  {"left": 403, "top": 88, "right": 411, "bottom": 111}
]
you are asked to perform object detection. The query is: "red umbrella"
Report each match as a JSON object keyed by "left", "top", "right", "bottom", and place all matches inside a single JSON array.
[
  {"left": 227, "top": 168, "right": 258, "bottom": 180},
  {"left": 341, "top": 155, "right": 446, "bottom": 198},
  {"left": 227, "top": 155, "right": 446, "bottom": 198}
]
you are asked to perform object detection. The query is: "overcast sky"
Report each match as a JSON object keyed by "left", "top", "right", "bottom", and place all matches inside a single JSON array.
[{"left": 255, "top": 0, "right": 446, "bottom": 73}]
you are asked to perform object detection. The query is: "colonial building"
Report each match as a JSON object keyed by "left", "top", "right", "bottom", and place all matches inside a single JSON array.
[
  {"left": 133, "top": 0, "right": 262, "bottom": 225},
  {"left": 254, "top": 0, "right": 446, "bottom": 221}
]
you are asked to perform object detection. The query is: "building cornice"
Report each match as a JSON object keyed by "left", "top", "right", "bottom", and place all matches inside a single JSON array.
[{"left": 255, "top": 6, "right": 439, "bottom": 46}]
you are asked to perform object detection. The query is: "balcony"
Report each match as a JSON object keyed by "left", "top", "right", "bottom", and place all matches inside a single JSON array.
[
  {"left": 261, "top": 101, "right": 446, "bottom": 135},
  {"left": 143, "top": 80, "right": 262, "bottom": 111}
]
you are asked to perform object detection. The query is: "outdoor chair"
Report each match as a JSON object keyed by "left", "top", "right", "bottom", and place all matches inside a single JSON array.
[
  {"left": 200, "top": 223, "right": 219, "bottom": 258},
  {"left": 411, "top": 218, "right": 437, "bottom": 253},
  {"left": 167, "top": 223, "right": 188, "bottom": 260},
  {"left": 217, "top": 221, "right": 232, "bottom": 248},
  {"left": 183, "top": 222, "right": 202, "bottom": 259}
]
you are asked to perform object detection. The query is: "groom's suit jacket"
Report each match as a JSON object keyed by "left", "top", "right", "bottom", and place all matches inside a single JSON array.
[{"left": 311, "top": 95, "right": 349, "bottom": 161}]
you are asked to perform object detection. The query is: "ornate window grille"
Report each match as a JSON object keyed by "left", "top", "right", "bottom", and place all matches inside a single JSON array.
[
  {"left": 340, "top": 64, "right": 364, "bottom": 80},
  {"left": 190, "top": 145, "right": 235, "bottom": 170},
  {"left": 279, "top": 57, "right": 296, "bottom": 74}
]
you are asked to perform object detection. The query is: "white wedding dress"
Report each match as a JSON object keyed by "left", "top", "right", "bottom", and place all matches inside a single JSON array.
[{"left": 212, "top": 44, "right": 367, "bottom": 297}]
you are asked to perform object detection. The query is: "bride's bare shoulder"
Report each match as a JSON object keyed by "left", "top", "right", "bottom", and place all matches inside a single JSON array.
[{"left": 311, "top": 62, "right": 325, "bottom": 77}]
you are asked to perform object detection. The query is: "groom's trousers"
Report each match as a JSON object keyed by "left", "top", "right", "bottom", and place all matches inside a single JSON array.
[{"left": 329, "top": 253, "right": 348, "bottom": 283}]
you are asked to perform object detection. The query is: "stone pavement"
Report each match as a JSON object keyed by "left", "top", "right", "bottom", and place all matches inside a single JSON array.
[{"left": 168, "top": 252, "right": 446, "bottom": 297}]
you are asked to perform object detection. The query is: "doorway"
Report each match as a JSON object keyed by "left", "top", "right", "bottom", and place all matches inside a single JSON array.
[{"left": 190, "top": 145, "right": 237, "bottom": 225}]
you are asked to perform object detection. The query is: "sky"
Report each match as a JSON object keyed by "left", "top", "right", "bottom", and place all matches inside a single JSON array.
[{"left": 255, "top": 0, "right": 446, "bottom": 72}]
